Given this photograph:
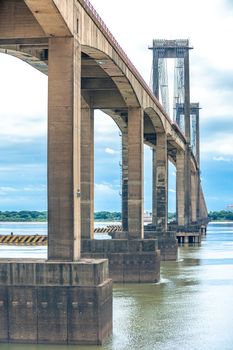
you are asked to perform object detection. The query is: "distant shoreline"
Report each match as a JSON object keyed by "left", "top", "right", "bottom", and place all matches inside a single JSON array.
[{"left": 0, "top": 220, "right": 233, "bottom": 224}]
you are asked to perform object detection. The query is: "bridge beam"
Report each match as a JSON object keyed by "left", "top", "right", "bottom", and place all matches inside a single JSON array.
[
  {"left": 47, "top": 36, "right": 81, "bottom": 261},
  {"left": 127, "top": 108, "right": 144, "bottom": 238},
  {"left": 24, "top": 0, "right": 72, "bottom": 36}
]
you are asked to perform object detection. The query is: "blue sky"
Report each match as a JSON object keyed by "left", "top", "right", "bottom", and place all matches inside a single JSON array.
[{"left": 0, "top": 0, "right": 233, "bottom": 212}]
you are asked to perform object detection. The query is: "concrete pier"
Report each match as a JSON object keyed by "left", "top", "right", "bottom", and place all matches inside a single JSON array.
[
  {"left": 0, "top": 260, "right": 112, "bottom": 345},
  {"left": 82, "top": 239, "right": 160, "bottom": 283},
  {"left": 143, "top": 228, "right": 178, "bottom": 261}
]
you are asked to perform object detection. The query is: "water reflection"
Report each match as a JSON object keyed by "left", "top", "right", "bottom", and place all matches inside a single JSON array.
[{"left": 1, "top": 223, "right": 233, "bottom": 350}]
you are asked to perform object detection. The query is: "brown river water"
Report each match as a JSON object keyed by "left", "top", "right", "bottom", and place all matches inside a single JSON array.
[{"left": 0, "top": 222, "right": 233, "bottom": 350}]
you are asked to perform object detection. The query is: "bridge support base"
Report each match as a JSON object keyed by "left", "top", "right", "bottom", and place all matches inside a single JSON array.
[
  {"left": 0, "top": 259, "right": 112, "bottom": 345},
  {"left": 144, "top": 230, "right": 178, "bottom": 261},
  {"left": 82, "top": 239, "right": 160, "bottom": 283},
  {"left": 157, "top": 236, "right": 178, "bottom": 261}
]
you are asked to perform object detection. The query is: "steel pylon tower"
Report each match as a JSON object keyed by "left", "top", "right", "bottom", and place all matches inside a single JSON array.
[{"left": 149, "top": 39, "right": 193, "bottom": 141}]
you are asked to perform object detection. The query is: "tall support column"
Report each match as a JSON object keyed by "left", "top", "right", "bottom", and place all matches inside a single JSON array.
[
  {"left": 191, "top": 171, "right": 197, "bottom": 223},
  {"left": 196, "top": 170, "right": 201, "bottom": 222},
  {"left": 184, "top": 48, "right": 192, "bottom": 225},
  {"left": 152, "top": 43, "right": 159, "bottom": 99},
  {"left": 184, "top": 145, "right": 192, "bottom": 225},
  {"left": 48, "top": 37, "right": 81, "bottom": 261},
  {"left": 195, "top": 106, "right": 201, "bottom": 222},
  {"left": 154, "top": 133, "right": 168, "bottom": 231},
  {"left": 122, "top": 131, "right": 128, "bottom": 232},
  {"left": 176, "top": 150, "right": 185, "bottom": 226},
  {"left": 127, "top": 108, "right": 144, "bottom": 239},
  {"left": 81, "top": 108, "right": 94, "bottom": 239},
  {"left": 195, "top": 105, "right": 200, "bottom": 166},
  {"left": 184, "top": 49, "right": 191, "bottom": 141},
  {"left": 152, "top": 148, "right": 157, "bottom": 225}
]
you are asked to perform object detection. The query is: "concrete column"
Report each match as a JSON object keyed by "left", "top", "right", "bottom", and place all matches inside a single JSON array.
[
  {"left": 127, "top": 108, "right": 144, "bottom": 239},
  {"left": 195, "top": 107, "right": 200, "bottom": 166},
  {"left": 121, "top": 131, "right": 128, "bottom": 232},
  {"left": 81, "top": 108, "right": 94, "bottom": 239},
  {"left": 47, "top": 37, "right": 81, "bottom": 261},
  {"left": 154, "top": 133, "right": 168, "bottom": 232},
  {"left": 184, "top": 49, "right": 191, "bottom": 142},
  {"left": 183, "top": 49, "right": 192, "bottom": 225},
  {"left": 152, "top": 44, "right": 159, "bottom": 99},
  {"left": 176, "top": 150, "right": 185, "bottom": 226},
  {"left": 191, "top": 171, "right": 197, "bottom": 223},
  {"left": 184, "top": 145, "right": 192, "bottom": 225},
  {"left": 196, "top": 170, "right": 200, "bottom": 222},
  {"left": 152, "top": 148, "right": 157, "bottom": 225}
]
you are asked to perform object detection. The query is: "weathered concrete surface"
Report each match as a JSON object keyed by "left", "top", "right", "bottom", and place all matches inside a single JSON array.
[
  {"left": 82, "top": 239, "right": 160, "bottom": 283},
  {"left": 47, "top": 36, "right": 81, "bottom": 261},
  {"left": 81, "top": 108, "right": 94, "bottom": 239},
  {"left": 0, "top": 259, "right": 112, "bottom": 345},
  {"left": 121, "top": 131, "right": 129, "bottom": 232},
  {"left": 144, "top": 228, "right": 178, "bottom": 261},
  {"left": 153, "top": 132, "right": 168, "bottom": 231},
  {"left": 127, "top": 108, "right": 144, "bottom": 238},
  {"left": 176, "top": 150, "right": 185, "bottom": 226}
]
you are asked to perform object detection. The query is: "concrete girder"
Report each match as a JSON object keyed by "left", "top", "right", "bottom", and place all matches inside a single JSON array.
[
  {"left": 0, "top": 0, "right": 46, "bottom": 38},
  {"left": 24, "top": 0, "right": 73, "bottom": 36},
  {"left": 101, "top": 109, "right": 127, "bottom": 133},
  {"left": 81, "top": 46, "right": 140, "bottom": 108}
]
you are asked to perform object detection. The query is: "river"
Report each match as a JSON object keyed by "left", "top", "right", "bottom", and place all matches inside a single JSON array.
[{"left": 0, "top": 222, "right": 233, "bottom": 350}]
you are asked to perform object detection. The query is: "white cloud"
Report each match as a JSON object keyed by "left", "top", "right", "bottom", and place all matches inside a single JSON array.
[
  {"left": 0, "top": 185, "right": 46, "bottom": 196},
  {"left": 169, "top": 188, "right": 176, "bottom": 193},
  {"left": 213, "top": 156, "right": 233, "bottom": 162},
  {"left": 0, "top": 187, "right": 18, "bottom": 195},
  {"left": 94, "top": 183, "right": 119, "bottom": 196},
  {"left": 23, "top": 185, "right": 46, "bottom": 192},
  {"left": 105, "top": 147, "right": 118, "bottom": 155},
  {"left": 201, "top": 133, "right": 233, "bottom": 156}
]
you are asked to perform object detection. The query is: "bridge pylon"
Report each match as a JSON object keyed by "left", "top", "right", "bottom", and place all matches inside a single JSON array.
[{"left": 148, "top": 39, "right": 208, "bottom": 246}]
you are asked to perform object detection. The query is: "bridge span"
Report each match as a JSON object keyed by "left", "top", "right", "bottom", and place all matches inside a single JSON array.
[{"left": 0, "top": 0, "right": 208, "bottom": 345}]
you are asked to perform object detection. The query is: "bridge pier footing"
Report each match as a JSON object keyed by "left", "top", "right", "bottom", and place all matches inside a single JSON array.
[
  {"left": 81, "top": 239, "right": 160, "bottom": 283},
  {"left": 143, "top": 230, "right": 178, "bottom": 261},
  {"left": 0, "top": 259, "right": 112, "bottom": 345}
]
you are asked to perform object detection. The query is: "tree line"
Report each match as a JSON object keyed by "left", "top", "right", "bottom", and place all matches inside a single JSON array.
[
  {"left": 208, "top": 211, "right": 233, "bottom": 221},
  {"left": 0, "top": 210, "right": 232, "bottom": 222},
  {"left": 0, "top": 211, "right": 47, "bottom": 222}
]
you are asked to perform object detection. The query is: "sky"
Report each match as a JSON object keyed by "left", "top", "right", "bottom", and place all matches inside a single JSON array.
[{"left": 0, "top": 0, "right": 233, "bottom": 212}]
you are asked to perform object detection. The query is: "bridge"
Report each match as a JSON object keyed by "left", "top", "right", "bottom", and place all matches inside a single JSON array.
[{"left": 0, "top": 0, "right": 208, "bottom": 345}]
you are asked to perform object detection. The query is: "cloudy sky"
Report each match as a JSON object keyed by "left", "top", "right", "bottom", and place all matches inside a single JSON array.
[{"left": 0, "top": 0, "right": 233, "bottom": 212}]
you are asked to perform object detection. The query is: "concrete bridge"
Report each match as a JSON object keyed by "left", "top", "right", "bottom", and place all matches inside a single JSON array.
[{"left": 0, "top": 0, "right": 208, "bottom": 345}]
